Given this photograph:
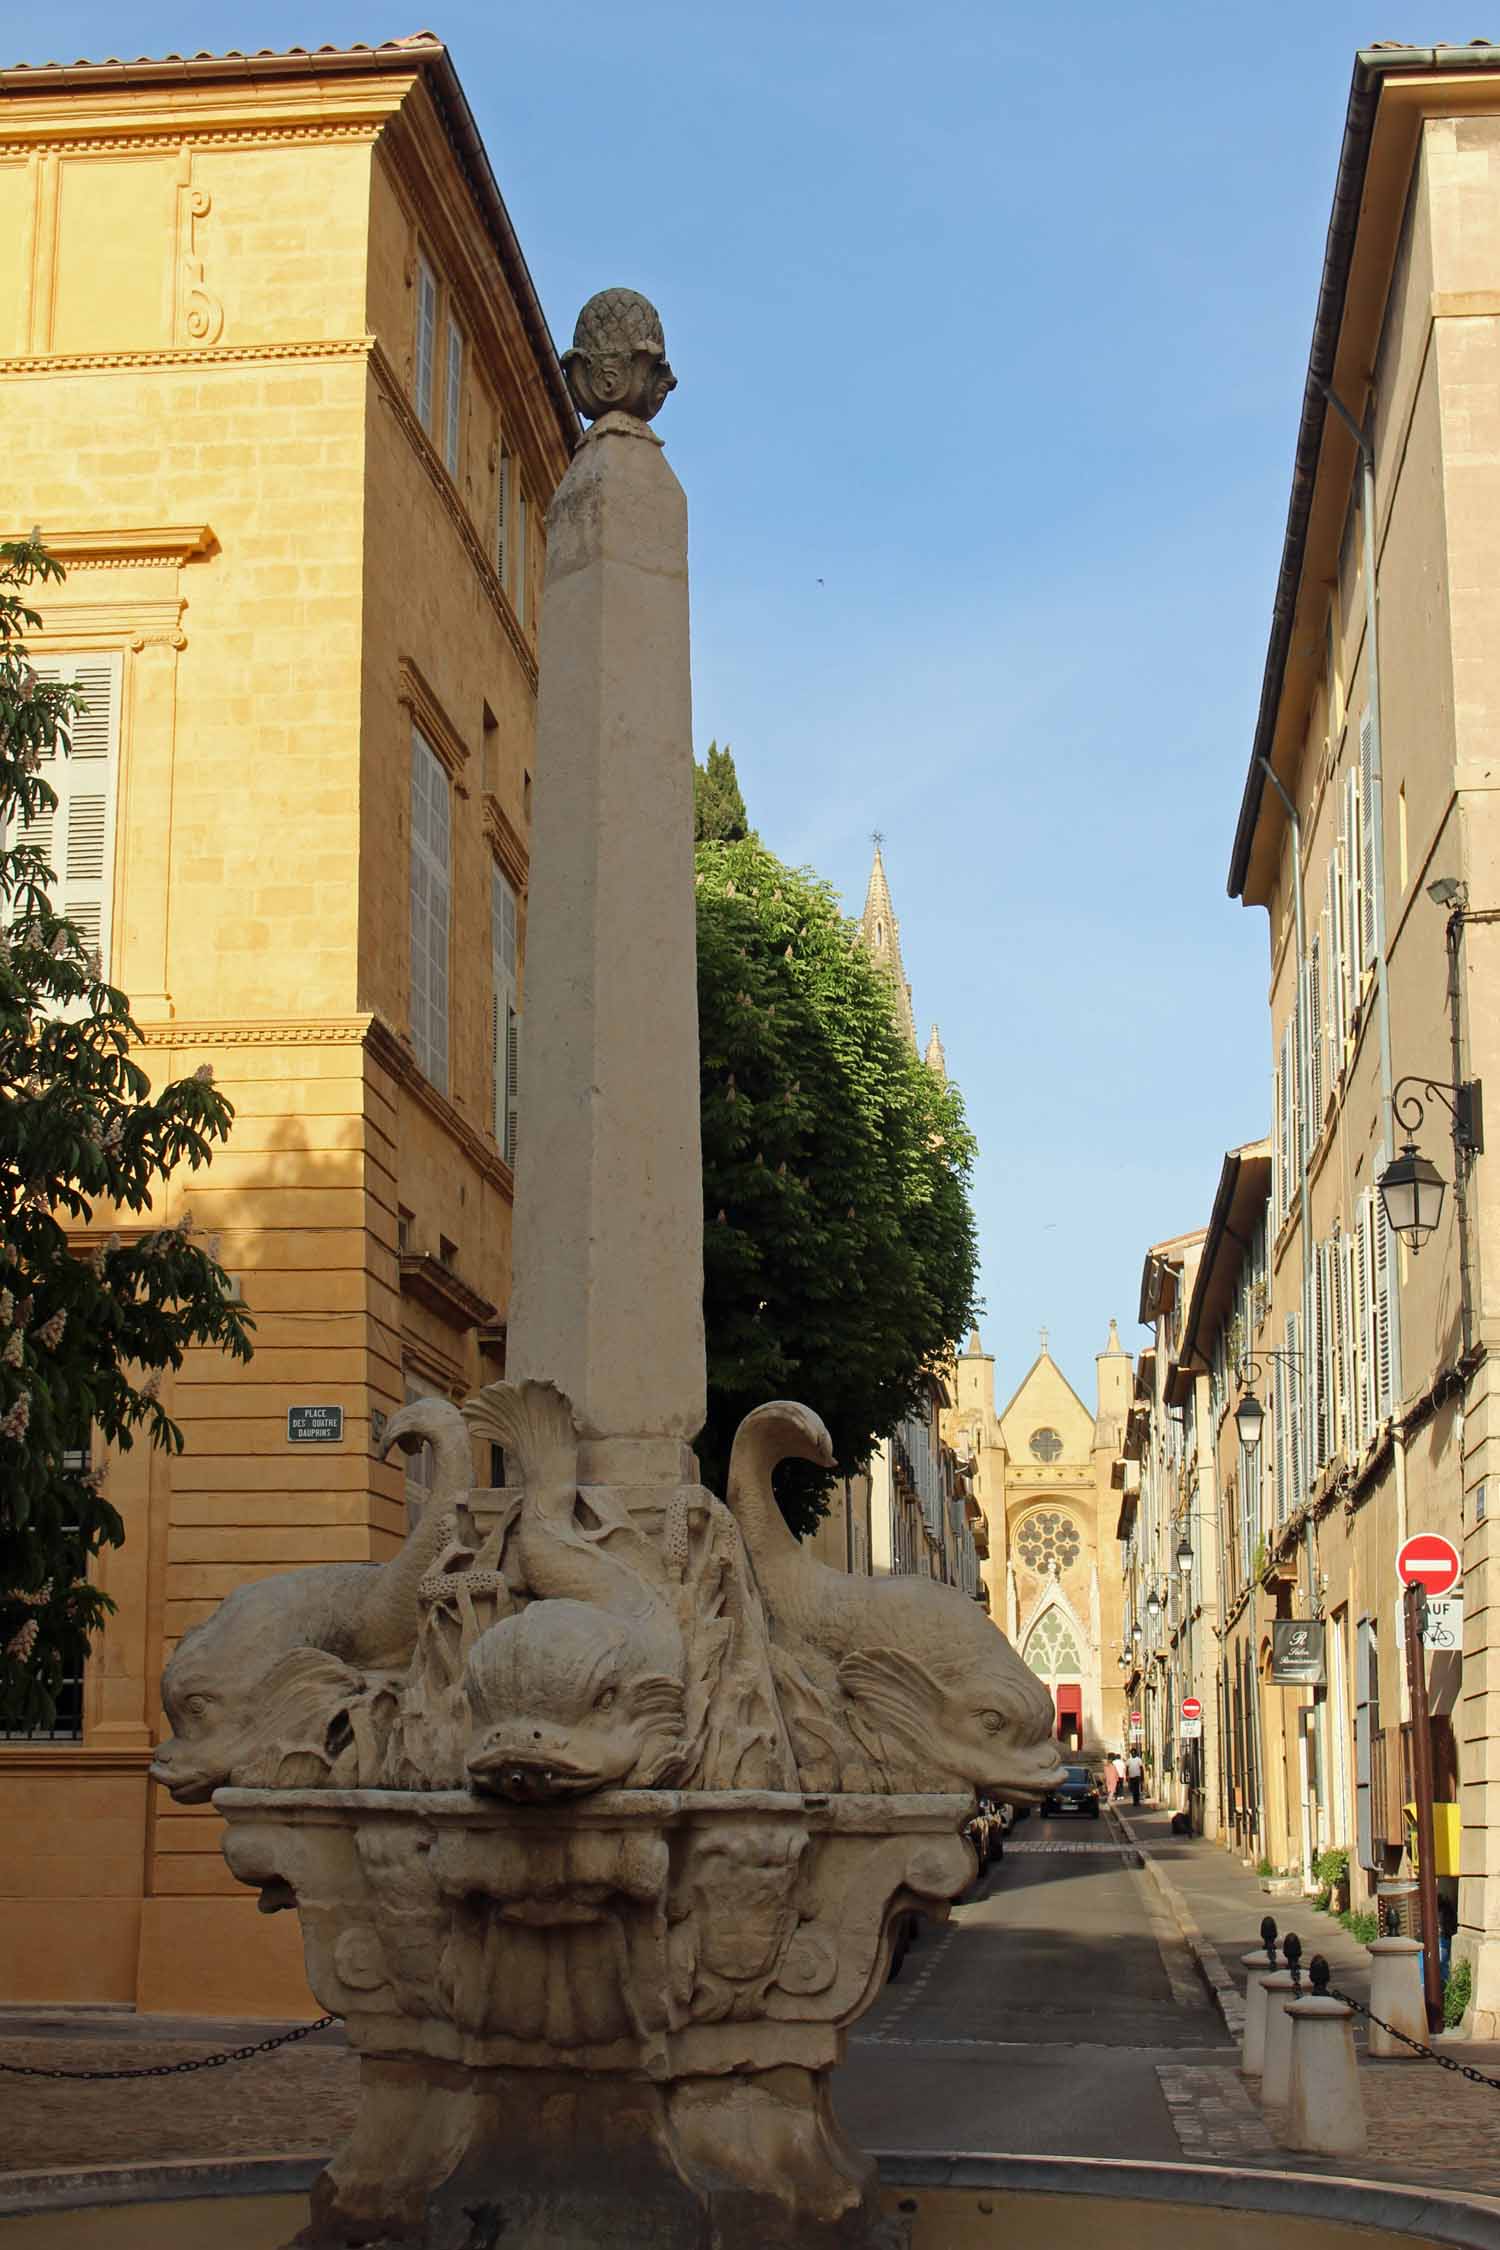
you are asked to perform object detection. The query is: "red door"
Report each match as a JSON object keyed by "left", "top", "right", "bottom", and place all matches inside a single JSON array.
[{"left": 1055, "top": 1685, "right": 1082, "bottom": 1748}]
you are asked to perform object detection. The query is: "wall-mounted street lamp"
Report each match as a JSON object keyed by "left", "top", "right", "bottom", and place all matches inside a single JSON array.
[
  {"left": 1377, "top": 1075, "right": 1483, "bottom": 1253},
  {"left": 1233, "top": 1352, "right": 1302, "bottom": 1450},
  {"left": 1146, "top": 1588, "right": 1162, "bottom": 1631},
  {"left": 1175, "top": 1531, "right": 1194, "bottom": 1575}
]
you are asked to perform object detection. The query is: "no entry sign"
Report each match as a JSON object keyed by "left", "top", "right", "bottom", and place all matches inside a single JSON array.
[
  {"left": 1396, "top": 1532, "right": 1461, "bottom": 1599},
  {"left": 1181, "top": 1697, "right": 1202, "bottom": 1721}
]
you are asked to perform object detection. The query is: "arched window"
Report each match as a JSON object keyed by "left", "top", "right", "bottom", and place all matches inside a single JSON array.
[{"left": 1023, "top": 1607, "right": 1084, "bottom": 1682}]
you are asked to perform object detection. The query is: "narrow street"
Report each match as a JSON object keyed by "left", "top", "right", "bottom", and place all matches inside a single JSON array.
[{"left": 834, "top": 1810, "right": 1235, "bottom": 2163}]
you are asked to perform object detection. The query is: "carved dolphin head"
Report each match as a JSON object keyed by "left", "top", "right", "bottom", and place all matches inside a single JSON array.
[{"left": 463, "top": 1599, "right": 686, "bottom": 1802}]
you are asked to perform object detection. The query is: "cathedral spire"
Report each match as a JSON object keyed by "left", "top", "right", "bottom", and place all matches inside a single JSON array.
[
  {"left": 925, "top": 1023, "right": 946, "bottom": 1077},
  {"left": 859, "top": 836, "right": 917, "bottom": 1050}
]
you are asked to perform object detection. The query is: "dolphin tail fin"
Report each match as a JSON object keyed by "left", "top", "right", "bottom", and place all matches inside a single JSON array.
[{"left": 462, "top": 1379, "right": 578, "bottom": 1508}]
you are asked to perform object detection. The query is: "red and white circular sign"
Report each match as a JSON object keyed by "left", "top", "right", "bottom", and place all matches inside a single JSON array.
[
  {"left": 1182, "top": 1697, "right": 1203, "bottom": 1721},
  {"left": 1396, "top": 1532, "right": 1461, "bottom": 1598}
]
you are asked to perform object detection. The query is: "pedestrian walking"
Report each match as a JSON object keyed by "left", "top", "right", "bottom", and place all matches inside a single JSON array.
[
  {"left": 1102, "top": 1754, "right": 1120, "bottom": 1800},
  {"left": 1125, "top": 1749, "right": 1144, "bottom": 1807}
]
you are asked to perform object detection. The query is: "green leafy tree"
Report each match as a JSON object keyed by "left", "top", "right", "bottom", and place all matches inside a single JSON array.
[
  {"left": 693, "top": 740, "right": 751, "bottom": 843},
  {"left": 696, "top": 834, "right": 979, "bottom": 1534},
  {"left": 0, "top": 538, "right": 253, "bottom": 1732}
]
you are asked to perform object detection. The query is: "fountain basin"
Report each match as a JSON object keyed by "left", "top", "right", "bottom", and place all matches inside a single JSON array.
[{"left": 4, "top": 2154, "right": 1499, "bottom": 2248}]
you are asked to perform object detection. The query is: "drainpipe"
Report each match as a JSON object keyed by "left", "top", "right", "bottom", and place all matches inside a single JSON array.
[{"left": 1255, "top": 754, "right": 1317, "bottom": 1615}]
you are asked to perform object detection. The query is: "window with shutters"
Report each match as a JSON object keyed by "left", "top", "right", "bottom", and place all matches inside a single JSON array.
[
  {"left": 1307, "top": 931, "right": 1325, "bottom": 1130},
  {"left": 10, "top": 654, "right": 121, "bottom": 989},
  {"left": 443, "top": 316, "right": 464, "bottom": 479},
  {"left": 409, "top": 729, "right": 450, "bottom": 1094},
  {"left": 491, "top": 867, "right": 520, "bottom": 1168},
  {"left": 414, "top": 253, "right": 438, "bottom": 432},
  {"left": 1354, "top": 1615, "right": 1377, "bottom": 1869}
]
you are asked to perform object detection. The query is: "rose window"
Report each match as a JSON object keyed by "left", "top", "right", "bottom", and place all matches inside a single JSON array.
[
  {"left": 1016, "top": 1510, "right": 1081, "bottom": 1574},
  {"left": 1029, "top": 1427, "right": 1063, "bottom": 1462}
]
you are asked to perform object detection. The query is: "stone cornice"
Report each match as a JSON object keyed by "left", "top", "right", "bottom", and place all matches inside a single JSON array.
[
  {"left": 399, "top": 1251, "right": 496, "bottom": 1331},
  {"left": 483, "top": 795, "right": 529, "bottom": 896},
  {"left": 25, "top": 596, "right": 187, "bottom": 649},
  {"left": 398, "top": 656, "right": 470, "bottom": 786},
  {"left": 12, "top": 525, "right": 214, "bottom": 567},
  {"left": 0, "top": 336, "right": 373, "bottom": 380},
  {"left": 0, "top": 1743, "right": 154, "bottom": 1774},
  {"left": 368, "top": 340, "right": 538, "bottom": 692},
  {"left": 135, "top": 1016, "right": 374, "bottom": 1049}
]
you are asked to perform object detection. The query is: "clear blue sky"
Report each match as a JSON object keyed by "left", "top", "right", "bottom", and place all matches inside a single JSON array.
[{"left": 13, "top": 4, "right": 1457, "bottom": 1407}]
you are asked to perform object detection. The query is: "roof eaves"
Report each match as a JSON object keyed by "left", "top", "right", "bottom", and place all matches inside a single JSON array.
[{"left": 1227, "top": 42, "right": 1500, "bottom": 903}]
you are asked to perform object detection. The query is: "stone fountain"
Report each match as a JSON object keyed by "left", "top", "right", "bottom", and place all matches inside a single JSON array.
[{"left": 148, "top": 290, "right": 1063, "bottom": 2250}]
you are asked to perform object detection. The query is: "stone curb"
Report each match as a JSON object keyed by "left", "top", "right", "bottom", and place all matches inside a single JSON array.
[
  {"left": 877, "top": 2152, "right": 1500, "bottom": 2245},
  {"left": 0, "top": 2154, "right": 325, "bottom": 2217},
  {"left": 1109, "top": 1803, "right": 1246, "bottom": 2041}
]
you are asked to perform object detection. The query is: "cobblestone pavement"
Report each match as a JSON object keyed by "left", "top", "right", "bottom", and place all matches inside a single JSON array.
[
  {"left": 0, "top": 2025, "right": 357, "bottom": 2177},
  {"left": 1157, "top": 2062, "right": 1276, "bottom": 2160}
]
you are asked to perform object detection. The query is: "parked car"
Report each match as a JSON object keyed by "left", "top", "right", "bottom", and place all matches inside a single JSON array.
[{"left": 1041, "top": 1762, "right": 1102, "bottom": 1819}]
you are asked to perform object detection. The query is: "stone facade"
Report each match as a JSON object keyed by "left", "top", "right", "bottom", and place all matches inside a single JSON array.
[
  {"left": 947, "top": 1327, "right": 1132, "bottom": 1758},
  {"left": 0, "top": 38, "right": 576, "bottom": 2016},
  {"left": 1136, "top": 51, "right": 1500, "bottom": 2004}
]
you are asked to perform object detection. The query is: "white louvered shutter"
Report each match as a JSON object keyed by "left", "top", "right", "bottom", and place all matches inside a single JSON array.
[
  {"left": 415, "top": 256, "right": 438, "bottom": 432},
  {"left": 19, "top": 654, "right": 121, "bottom": 983},
  {"left": 1326, "top": 853, "right": 1343, "bottom": 1066},
  {"left": 1274, "top": 1351, "right": 1289, "bottom": 1522},
  {"left": 1277, "top": 1020, "right": 1294, "bottom": 1223},
  {"left": 1373, "top": 1152, "right": 1394, "bottom": 1420},
  {"left": 409, "top": 729, "right": 450, "bottom": 1094},
  {"left": 443, "top": 318, "right": 464, "bottom": 478},
  {"left": 1341, "top": 768, "right": 1363, "bottom": 1012},
  {"left": 1309, "top": 926, "right": 1325, "bottom": 1129},
  {"left": 1286, "top": 1310, "right": 1304, "bottom": 1503},
  {"left": 516, "top": 491, "right": 529, "bottom": 632},
  {"left": 1353, "top": 1201, "right": 1373, "bottom": 1447},
  {"left": 1311, "top": 1246, "right": 1329, "bottom": 1471},
  {"left": 1337, "top": 1233, "right": 1355, "bottom": 1459},
  {"left": 1359, "top": 713, "right": 1378, "bottom": 970},
  {"left": 491, "top": 868, "right": 520, "bottom": 1167}
]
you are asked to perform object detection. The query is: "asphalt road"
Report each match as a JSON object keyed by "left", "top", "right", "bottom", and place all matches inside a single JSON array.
[{"left": 832, "top": 1808, "right": 1233, "bottom": 2162}]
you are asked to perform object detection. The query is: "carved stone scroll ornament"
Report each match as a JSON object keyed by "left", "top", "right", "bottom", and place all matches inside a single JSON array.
[{"left": 560, "top": 286, "right": 677, "bottom": 425}]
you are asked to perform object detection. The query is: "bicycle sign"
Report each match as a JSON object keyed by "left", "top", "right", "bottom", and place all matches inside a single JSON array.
[{"left": 1422, "top": 1596, "right": 1463, "bottom": 1652}]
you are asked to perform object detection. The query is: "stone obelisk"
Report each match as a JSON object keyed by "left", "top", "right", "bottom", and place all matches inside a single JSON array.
[{"left": 505, "top": 290, "right": 705, "bottom": 1481}]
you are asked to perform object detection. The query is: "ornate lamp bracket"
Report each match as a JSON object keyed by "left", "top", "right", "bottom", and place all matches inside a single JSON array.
[{"left": 1393, "top": 1074, "right": 1484, "bottom": 1157}]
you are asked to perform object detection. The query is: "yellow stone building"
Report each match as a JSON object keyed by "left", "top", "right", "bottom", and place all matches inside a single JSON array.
[
  {"left": 947, "top": 1327, "right": 1131, "bottom": 1757},
  {"left": 0, "top": 37, "right": 576, "bottom": 2015}
]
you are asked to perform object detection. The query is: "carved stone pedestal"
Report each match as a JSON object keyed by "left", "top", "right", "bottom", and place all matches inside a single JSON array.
[{"left": 219, "top": 1786, "right": 971, "bottom": 2250}]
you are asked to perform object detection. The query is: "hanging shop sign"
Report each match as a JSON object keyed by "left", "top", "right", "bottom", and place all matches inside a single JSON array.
[{"left": 1270, "top": 1617, "right": 1325, "bottom": 1687}]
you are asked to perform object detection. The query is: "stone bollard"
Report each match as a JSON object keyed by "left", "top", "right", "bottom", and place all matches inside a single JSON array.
[
  {"left": 1284, "top": 1957, "right": 1366, "bottom": 2157},
  {"left": 1241, "top": 1917, "right": 1282, "bottom": 2077},
  {"left": 1366, "top": 1935, "right": 1426, "bottom": 2058},
  {"left": 1259, "top": 1968, "right": 1300, "bottom": 2110}
]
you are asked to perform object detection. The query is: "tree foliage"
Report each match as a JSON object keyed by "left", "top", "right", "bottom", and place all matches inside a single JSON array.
[
  {"left": 0, "top": 538, "right": 253, "bottom": 1732},
  {"left": 696, "top": 834, "right": 979, "bottom": 1534},
  {"left": 693, "top": 741, "right": 751, "bottom": 843}
]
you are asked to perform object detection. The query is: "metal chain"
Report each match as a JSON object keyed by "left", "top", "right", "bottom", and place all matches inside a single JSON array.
[
  {"left": 1330, "top": 1985, "right": 1500, "bottom": 2090},
  {"left": 0, "top": 2015, "right": 337, "bottom": 2081}
]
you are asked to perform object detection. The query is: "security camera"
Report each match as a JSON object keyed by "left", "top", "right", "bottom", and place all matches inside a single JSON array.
[{"left": 1427, "top": 876, "right": 1465, "bottom": 908}]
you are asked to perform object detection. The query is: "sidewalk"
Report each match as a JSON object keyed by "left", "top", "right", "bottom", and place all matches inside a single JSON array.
[
  {"left": 1111, "top": 1802, "right": 1376, "bottom": 2033},
  {"left": 1113, "top": 1801, "right": 1500, "bottom": 2203}
]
